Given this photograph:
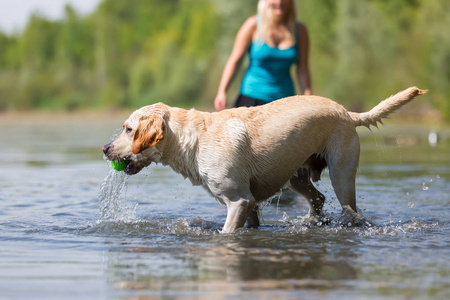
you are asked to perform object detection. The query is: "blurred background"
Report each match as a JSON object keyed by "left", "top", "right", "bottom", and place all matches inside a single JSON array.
[{"left": 0, "top": 0, "right": 449, "bottom": 121}]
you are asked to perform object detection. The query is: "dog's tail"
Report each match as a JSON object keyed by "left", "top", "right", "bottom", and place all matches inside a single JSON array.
[{"left": 349, "top": 87, "right": 427, "bottom": 128}]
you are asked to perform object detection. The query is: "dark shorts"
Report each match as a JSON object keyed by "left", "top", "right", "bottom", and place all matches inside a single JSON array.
[{"left": 234, "top": 94, "right": 269, "bottom": 108}]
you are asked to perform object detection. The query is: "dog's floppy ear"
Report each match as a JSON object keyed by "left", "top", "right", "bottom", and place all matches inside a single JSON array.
[{"left": 131, "top": 115, "right": 165, "bottom": 154}]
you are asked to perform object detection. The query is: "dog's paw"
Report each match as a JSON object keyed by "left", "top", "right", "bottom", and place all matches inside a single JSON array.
[{"left": 338, "top": 206, "right": 374, "bottom": 227}]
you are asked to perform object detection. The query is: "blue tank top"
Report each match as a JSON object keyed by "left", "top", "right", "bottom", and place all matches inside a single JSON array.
[{"left": 240, "top": 24, "right": 298, "bottom": 102}]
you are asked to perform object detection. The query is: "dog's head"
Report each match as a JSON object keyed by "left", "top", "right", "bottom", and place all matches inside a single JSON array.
[{"left": 103, "top": 103, "right": 168, "bottom": 175}]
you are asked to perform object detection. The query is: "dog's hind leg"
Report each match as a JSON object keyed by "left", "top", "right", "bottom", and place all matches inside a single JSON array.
[
  {"left": 245, "top": 205, "right": 260, "bottom": 228},
  {"left": 289, "top": 168, "right": 326, "bottom": 215},
  {"left": 327, "top": 134, "right": 360, "bottom": 213}
]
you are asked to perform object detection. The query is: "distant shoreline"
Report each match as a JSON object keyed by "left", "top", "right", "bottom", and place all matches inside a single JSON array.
[
  {"left": 0, "top": 109, "right": 132, "bottom": 125},
  {"left": 0, "top": 105, "right": 445, "bottom": 126}
]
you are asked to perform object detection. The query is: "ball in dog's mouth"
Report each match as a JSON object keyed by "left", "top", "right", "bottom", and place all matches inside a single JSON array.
[
  {"left": 110, "top": 160, "right": 129, "bottom": 171},
  {"left": 109, "top": 159, "right": 143, "bottom": 175}
]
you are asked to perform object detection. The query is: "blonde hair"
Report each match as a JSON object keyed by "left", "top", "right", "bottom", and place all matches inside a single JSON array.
[{"left": 257, "top": 0, "right": 297, "bottom": 46}]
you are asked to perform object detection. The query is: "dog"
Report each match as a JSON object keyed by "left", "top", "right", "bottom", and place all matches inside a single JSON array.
[{"left": 102, "top": 87, "right": 426, "bottom": 233}]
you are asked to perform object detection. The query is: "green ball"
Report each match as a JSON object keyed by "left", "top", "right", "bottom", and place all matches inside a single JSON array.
[{"left": 111, "top": 160, "right": 128, "bottom": 171}]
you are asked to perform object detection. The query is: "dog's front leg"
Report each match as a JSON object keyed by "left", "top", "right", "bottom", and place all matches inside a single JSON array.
[{"left": 221, "top": 198, "right": 256, "bottom": 234}]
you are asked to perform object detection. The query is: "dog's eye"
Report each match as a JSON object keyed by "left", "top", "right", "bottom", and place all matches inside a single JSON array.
[{"left": 125, "top": 127, "right": 133, "bottom": 134}]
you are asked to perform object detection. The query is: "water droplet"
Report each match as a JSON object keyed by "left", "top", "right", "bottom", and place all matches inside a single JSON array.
[
  {"left": 408, "top": 202, "right": 415, "bottom": 209},
  {"left": 422, "top": 182, "right": 429, "bottom": 191}
]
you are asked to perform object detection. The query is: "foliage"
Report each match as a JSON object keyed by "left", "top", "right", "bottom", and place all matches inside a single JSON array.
[
  {"left": 0, "top": 0, "right": 448, "bottom": 120},
  {"left": 298, "top": 0, "right": 450, "bottom": 120}
]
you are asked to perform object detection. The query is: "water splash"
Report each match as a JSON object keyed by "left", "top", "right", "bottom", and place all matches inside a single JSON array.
[
  {"left": 97, "top": 169, "right": 138, "bottom": 223},
  {"left": 280, "top": 206, "right": 440, "bottom": 238},
  {"left": 283, "top": 205, "right": 374, "bottom": 229},
  {"left": 361, "top": 220, "right": 440, "bottom": 237}
]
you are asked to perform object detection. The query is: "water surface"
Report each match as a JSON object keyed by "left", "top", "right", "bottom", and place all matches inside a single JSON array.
[{"left": 0, "top": 114, "right": 449, "bottom": 299}]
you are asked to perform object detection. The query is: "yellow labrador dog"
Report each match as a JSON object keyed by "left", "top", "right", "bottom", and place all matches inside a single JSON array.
[{"left": 103, "top": 87, "right": 426, "bottom": 233}]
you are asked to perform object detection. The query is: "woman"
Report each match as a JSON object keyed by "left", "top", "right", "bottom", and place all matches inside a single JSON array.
[
  {"left": 214, "top": 0, "right": 311, "bottom": 111},
  {"left": 214, "top": 0, "right": 322, "bottom": 223}
]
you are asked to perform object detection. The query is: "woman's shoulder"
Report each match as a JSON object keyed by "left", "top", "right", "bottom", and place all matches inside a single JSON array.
[
  {"left": 243, "top": 16, "right": 258, "bottom": 30},
  {"left": 238, "top": 16, "right": 257, "bottom": 39}
]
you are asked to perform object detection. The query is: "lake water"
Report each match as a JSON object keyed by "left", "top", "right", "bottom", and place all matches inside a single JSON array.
[{"left": 0, "top": 113, "right": 449, "bottom": 299}]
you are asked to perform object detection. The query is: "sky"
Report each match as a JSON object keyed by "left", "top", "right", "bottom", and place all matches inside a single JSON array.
[{"left": 0, "top": 0, "right": 102, "bottom": 34}]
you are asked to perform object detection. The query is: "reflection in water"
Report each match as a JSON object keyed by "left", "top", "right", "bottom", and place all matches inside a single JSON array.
[
  {"left": 101, "top": 221, "right": 362, "bottom": 294},
  {"left": 94, "top": 212, "right": 445, "bottom": 298},
  {"left": 212, "top": 236, "right": 357, "bottom": 282}
]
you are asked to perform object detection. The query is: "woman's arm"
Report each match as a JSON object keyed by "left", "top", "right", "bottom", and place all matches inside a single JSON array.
[
  {"left": 296, "top": 22, "right": 312, "bottom": 96},
  {"left": 214, "top": 17, "right": 257, "bottom": 111}
]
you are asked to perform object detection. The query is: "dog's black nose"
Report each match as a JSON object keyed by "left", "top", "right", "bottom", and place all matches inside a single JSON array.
[{"left": 102, "top": 142, "right": 111, "bottom": 154}]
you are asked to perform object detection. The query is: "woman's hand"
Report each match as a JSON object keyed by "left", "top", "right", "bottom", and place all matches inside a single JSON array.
[{"left": 214, "top": 92, "right": 227, "bottom": 111}]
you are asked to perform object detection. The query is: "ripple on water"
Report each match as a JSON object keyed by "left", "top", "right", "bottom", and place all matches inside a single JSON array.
[{"left": 81, "top": 217, "right": 222, "bottom": 237}]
